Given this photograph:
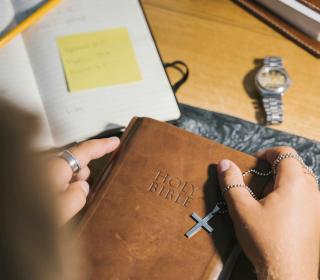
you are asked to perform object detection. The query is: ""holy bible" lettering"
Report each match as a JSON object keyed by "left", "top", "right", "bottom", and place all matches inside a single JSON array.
[{"left": 148, "top": 171, "right": 201, "bottom": 208}]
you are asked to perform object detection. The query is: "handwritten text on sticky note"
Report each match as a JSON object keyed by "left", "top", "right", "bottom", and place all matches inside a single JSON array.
[{"left": 57, "top": 28, "right": 142, "bottom": 92}]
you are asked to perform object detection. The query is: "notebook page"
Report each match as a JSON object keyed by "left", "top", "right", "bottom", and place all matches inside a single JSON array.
[
  {"left": 21, "top": 0, "right": 181, "bottom": 147},
  {"left": 0, "top": 35, "right": 54, "bottom": 148}
]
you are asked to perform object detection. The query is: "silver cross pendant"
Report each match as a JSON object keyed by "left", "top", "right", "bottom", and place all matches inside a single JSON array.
[{"left": 185, "top": 205, "right": 220, "bottom": 238}]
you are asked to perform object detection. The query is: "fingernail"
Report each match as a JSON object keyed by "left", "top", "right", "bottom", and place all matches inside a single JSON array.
[
  {"left": 80, "top": 181, "right": 89, "bottom": 196},
  {"left": 217, "top": 160, "right": 230, "bottom": 175},
  {"left": 108, "top": 136, "right": 119, "bottom": 142}
]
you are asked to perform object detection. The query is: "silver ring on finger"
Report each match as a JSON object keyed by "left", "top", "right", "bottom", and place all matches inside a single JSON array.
[{"left": 57, "top": 150, "right": 81, "bottom": 176}]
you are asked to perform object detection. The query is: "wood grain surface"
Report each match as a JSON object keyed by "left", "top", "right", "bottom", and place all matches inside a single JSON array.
[{"left": 140, "top": 0, "right": 320, "bottom": 142}]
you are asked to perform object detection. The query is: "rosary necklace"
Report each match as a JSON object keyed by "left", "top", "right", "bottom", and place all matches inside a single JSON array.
[{"left": 185, "top": 153, "right": 318, "bottom": 238}]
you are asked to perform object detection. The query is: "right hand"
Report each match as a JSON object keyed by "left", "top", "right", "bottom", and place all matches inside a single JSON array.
[
  {"left": 48, "top": 137, "right": 120, "bottom": 226},
  {"left": 217, "top": 147, "right": 320, "bottom": 280}
]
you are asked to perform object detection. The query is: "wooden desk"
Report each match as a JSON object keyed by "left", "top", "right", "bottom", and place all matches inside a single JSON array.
[{"left": 140, "top": 0, "right": 320, "bottom": 142}]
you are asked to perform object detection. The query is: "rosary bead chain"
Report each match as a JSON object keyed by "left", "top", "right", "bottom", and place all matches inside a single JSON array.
[
  {"left": 272, "top": 153, "right": 318, "bottom": 184},
  {"left": 216, "top": 202, "right": 228, "bottom": 213},
  {"left": 221, "top": 184, "right": 259, "bottom": 201},
  {"left": 243, "top": 169, "right": 273, "bottom": 177},
  {"left": 242, "top": 153, "right": 318, "bottom": 185},
  {"left": 220, "top": 152, "right": 318, "bottom": 215}
]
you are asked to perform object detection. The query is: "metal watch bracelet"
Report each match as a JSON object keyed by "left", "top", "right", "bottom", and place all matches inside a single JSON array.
[
  {"left": 262, "top": 57, "right": 283, "bottom": 125},
  {"left": 262, "top": 97, "right": 283, "bottom": 125},
  {"left": 264, "top": 56, "right": 282, "bottom": 67}
]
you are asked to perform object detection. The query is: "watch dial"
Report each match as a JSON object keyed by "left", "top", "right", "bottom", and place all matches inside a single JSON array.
[{"left": 258, "top": 69, "right": 287, "bottom": 90}]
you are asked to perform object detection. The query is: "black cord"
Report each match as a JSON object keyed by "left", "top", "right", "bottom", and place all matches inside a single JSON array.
[{"left": 163, "top": 61, "right": 189, "bottom": 94}]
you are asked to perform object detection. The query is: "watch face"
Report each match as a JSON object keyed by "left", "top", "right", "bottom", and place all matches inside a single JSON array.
[{"left": 258, "top": 69, "right": 287, "bottom": 90}]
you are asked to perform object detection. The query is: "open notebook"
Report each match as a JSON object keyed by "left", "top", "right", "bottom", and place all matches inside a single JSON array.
[{"left": 0, "top": 0, "right": 181, "bottom": 148}]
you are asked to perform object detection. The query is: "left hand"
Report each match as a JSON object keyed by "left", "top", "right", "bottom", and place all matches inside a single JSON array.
[{"left": 48, "top": 137, "right": 120, "bottom": 226}]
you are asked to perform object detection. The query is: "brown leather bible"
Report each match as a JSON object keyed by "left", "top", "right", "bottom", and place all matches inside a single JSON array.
[
  {"left": 75, "top": 117, "right": 270, "bottom": 280},
  {"left": 233, "top": 0, "right": 320, "bottom": 58}
]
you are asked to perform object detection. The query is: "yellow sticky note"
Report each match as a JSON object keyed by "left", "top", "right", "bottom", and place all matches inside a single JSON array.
[{"left": 57, "top": 28, "right": 142, "bottom": 92}]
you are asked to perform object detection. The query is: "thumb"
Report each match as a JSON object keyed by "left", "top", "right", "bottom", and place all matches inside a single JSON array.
[
  {"left": 57, "top": 180, "right": 89, "bottom": 226},
  {"left": 217, "top": 159, "right": 258, "bottom": 220}
]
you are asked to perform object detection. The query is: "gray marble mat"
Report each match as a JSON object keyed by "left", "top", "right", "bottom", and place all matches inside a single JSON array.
[{"left": 176, "top": 103, "right": 320, "bottom": 186}]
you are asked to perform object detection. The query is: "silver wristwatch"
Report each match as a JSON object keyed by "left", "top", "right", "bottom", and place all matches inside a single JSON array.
[{"left": 255, "top": 57, "right": 292, "bottom": 125}]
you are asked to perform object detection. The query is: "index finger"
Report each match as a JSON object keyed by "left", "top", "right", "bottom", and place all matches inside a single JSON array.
[
  {"left": 50, "top": 137, "right": 120, "bottom": 189},
  {"left": 253, "top": 146, "right": 305, "bottom": 191}
]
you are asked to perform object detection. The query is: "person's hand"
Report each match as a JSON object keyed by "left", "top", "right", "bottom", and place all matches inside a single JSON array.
[
  {"left": 217, "top": 147, "right": 320, "bottom": 280},
  {"left": 48, "top": 137, "right": 120, "bottom": 226}
]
